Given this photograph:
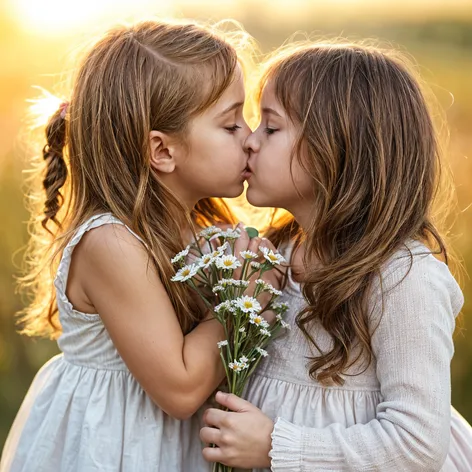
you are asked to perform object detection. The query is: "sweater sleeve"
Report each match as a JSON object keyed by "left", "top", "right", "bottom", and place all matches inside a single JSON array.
[{"left": 269, "top": 253, "right": 462, "bottom": 471}]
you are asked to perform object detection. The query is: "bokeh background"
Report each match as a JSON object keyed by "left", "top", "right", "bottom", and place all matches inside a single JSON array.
[{"left": 1, "top": 0, "right": 471, "bottom": 450}]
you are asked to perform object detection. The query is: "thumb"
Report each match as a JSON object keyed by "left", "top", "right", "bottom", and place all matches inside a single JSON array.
[{"left": 215, "top": 391, "right": 253, "bottom": 412}]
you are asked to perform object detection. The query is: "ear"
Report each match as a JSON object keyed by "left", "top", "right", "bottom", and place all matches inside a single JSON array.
[{"left": 149, "top": 130, "right": 176, "bottom": 173}]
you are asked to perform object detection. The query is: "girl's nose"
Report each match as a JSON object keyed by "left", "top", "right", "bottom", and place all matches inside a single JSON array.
[{"left": 244, "top": 131, "right": 260, "bottom": 154}]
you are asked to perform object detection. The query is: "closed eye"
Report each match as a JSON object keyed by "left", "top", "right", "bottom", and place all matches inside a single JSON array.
[
  {"left": 264, "top": 127, "right": 278, "bottom": 135},
  {"left": 225, "top": 125, "right": 242, "bottom": 133}
]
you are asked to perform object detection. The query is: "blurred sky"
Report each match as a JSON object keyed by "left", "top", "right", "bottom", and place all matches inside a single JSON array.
[{"left": 4, "top": 0, "right": 472, "bottom": 37}]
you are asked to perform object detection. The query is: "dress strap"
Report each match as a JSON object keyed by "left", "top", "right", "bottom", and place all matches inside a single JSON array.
[{"left": 54, "top": 213, "right": 145, "bottom": 309}]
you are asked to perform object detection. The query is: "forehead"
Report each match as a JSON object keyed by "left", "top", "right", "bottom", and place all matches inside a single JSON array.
[
  {"left": 260, "top": 81, "right": 285, "bottom": 116},
  {"left": 208, "top": 64, "right": 245, "bottom": 115}
]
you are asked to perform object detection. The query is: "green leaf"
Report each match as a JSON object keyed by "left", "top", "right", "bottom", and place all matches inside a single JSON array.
[{"left": 245, "top": 227, "right": 259, "bottom": 239}]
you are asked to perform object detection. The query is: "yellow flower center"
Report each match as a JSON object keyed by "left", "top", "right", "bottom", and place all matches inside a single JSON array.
[
  {"left": 268, "top": 253, "right": 277, "bottom": 261},
  {"left": 224, "top": 260, "right": 233, "bottom": 266},
  {"left": 182, "top": 269, "right": 190, "bottom": 276},
  {"left": 244, "top": 301, "right": 253, "bottom": 309}
]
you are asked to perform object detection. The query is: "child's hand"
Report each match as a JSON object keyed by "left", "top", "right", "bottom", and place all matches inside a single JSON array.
[{"left": 200, "top": 391, "right": 273, "bottom": 469}]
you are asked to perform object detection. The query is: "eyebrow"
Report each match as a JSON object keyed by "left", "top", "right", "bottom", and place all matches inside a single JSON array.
[
  {"left": 216, "top": 101, "right": 244, "bottom": 118},
  {"left": 262, "top": 107, "right": 282, "bottom": 117}
]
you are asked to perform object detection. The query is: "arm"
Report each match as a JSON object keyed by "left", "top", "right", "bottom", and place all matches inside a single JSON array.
[
  {"left": 268, "top": 254, "right": 457, "bottom": 471},
  {"left": 78, "top": 224, "right": 225, "bottom": 420}
]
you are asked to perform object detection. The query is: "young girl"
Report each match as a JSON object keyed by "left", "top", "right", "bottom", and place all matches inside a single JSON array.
[
  {"left": 200, "top": 42, "right": 472, "bottom": 471},
  {"left": 0, "top": 19, "right": 263, "bottom": 472}
]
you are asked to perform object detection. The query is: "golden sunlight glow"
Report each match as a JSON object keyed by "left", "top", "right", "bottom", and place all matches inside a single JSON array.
[
  {"left": 26, "top": 87, "right": 64, "bottom": 130},
  {"left": 10, "top": 0, "right": 176, "bottom": 36},
  {"left": 8, "top": 0, "right": 472, "bottom": 37}
]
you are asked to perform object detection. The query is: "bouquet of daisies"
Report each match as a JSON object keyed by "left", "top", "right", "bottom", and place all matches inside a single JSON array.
[
  {"left": 171, "top": 226, "right": 290, "bottom": 470},
  {"left": 171, "top": 226, "right": 290, "bottom": 397}
]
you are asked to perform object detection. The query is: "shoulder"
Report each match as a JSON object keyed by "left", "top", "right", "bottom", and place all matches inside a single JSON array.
[
  {"left": 75, "top": 222, "right": 149, "bottom": 276},
  {"left": 370, "top": 240, "right": 464, "bottom": 323},
  {"left": 80, "top": 221, "right": 143, "bottom": 250}
]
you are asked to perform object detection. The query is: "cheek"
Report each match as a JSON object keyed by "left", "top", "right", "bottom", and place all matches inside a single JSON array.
[
  {"left": 290, "top": 159, "right": 313, "bottom": 197},
  {"left": 247, "top": 138, "right": 296, "bottom": 206},
  {"left": 188, "top": 133, "right": 239, "bottom": 175},
  {"left": 181, "top": 132, "right": 246, "bottom": 198}
]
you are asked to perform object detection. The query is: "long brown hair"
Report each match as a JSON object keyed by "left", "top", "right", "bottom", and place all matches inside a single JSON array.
[
  {"left": 262, "top": 40, "right": 458, "bottom": 385},
  {"left": 19, "top": 19, "right": 254, "bottom": 338}
]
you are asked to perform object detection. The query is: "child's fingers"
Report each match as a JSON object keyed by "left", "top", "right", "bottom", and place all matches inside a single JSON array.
[
  {"left": 259, "top": 237, "right": 277, "bottom": 253},
  {"left": 247, "top": 236, "right": 262, "bottom": 256}
]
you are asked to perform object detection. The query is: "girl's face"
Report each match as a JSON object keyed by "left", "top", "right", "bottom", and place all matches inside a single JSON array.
[
  {"left": 153, "top": 67, "right": 252, "bottom": 208},
  {"left": 244, "top": 81, "right": 313, "bottom": 213}
]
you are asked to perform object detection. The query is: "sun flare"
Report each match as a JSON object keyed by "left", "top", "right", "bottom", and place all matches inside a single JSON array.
[{"left": 10, "top": 0, "right": 176, "bottom": 36}]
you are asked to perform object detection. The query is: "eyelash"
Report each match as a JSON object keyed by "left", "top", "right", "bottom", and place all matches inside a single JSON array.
[
  {"left": 225, "top": 125, "right": 241, "bottom": 133},
  {"left": 264, "top": 127, "right": 278, "bottom": 135}
]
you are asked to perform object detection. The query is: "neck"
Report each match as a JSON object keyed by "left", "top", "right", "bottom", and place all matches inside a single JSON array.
[
  {"left": 285, "top": 202, "right": 313, "bottom": 233},
  {"left": 283, "top": 202, "right": 314, "bottom": 280},
  {"left": 157, "top": 173, "right": 200, "bottom": 211}
]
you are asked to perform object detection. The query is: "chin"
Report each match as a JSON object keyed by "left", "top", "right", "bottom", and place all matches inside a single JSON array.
[
  {"left": 219, "top": 181, "right": 245, "bottom": 199},
  {"left": 246, "top": 186, "right": 271, "bottom": 208}
]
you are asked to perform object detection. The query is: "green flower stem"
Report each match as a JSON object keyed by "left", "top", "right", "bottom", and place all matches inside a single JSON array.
[{"left": 187, "top": 280, "right": 213, "bottom": 311}]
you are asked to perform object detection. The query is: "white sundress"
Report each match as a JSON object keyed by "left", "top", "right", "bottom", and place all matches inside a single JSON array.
[
  {"left": 244, "top": 240, "right": 472, "bottom": 471},
  {"left": 0, "top": 213, "right": 211, "bottom": 472}
]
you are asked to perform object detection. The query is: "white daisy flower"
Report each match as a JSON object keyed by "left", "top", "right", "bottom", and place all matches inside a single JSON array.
[
  {"left": 276, "top": 314, "right": 283, "bottom": 321},
  {"left": 239, "top": 327, "right": 246, "bottom": 333},
  {"left": 281, "top": 320, "right": 291, "bottom": 330},
  {"left": 215, "top": 255, "right": 242, "bottom": 270},
  {"left": 262, "top": 249, "right": 286, "bottom": 265},
  {"left": 259, "top": 246, "right": 269, "bottom": 255},
  {"left": 217, "top": 278, "right": 248, "bottom": 289},
  {"left": 228, "top": 361, "right": 248, "bottom": 372},
  {"left": 234, "top": 296, "right": 262, "bottom": 314},
  {"left": 200, "top": 226, "right": 222, "bottom": 239},
  {"left": 250, "top": 261, "right": 261, "bottom": 270},
  {"left": 171, "top": 245, "right": 190, "bottom": 264},
  {"left": 209, "top": 242, "right": 229, "bottom": 259},
  {"left": 255, "top": 279, "right": 281, "bottom": 296},
  {"left": 260, "top": 319, "right": 270, "bottom": 329},
  {"left": 171, "top": 264, "right": 198, "bottom": 282},
  {"left": 212, "top": 285, "right": 224, "bottom": 293},
  {"left": 239, "top": 356, "right": 249, "bottom": 364},
  {"left": 228, "top": 362, "right": 240, "bottom": 372},
  {"left": 217, "top": 340, "right": 228, "bottom": 348},
  {"left": 259, "top": 328, "right": 271, "bottom": 337},
  {"left": 197, "top": 253, "right": 214, "bottom": 269},
  {"left": 218, "top": 228, "right": 241, "bottom": 240},
  {"left": 256, "top": 347, "right": 268, "bottom": 357},
  {"left": 209, "top": 233, "right": 223, "bottom": 241},
  {"left": 215, "top": 301, "right": 232, "bottom": 314},
  {"left": 218, "top": 278, "right": 238, "bottom": 287},
  {"left": 240, "top": 250, "right": 258, "bottom": 260},
  {"left": 272, "top": 302, "right": 290, "bottom": 313},
  {"left": 249, "top": 313, "right": 266, "bottom": 326}
]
